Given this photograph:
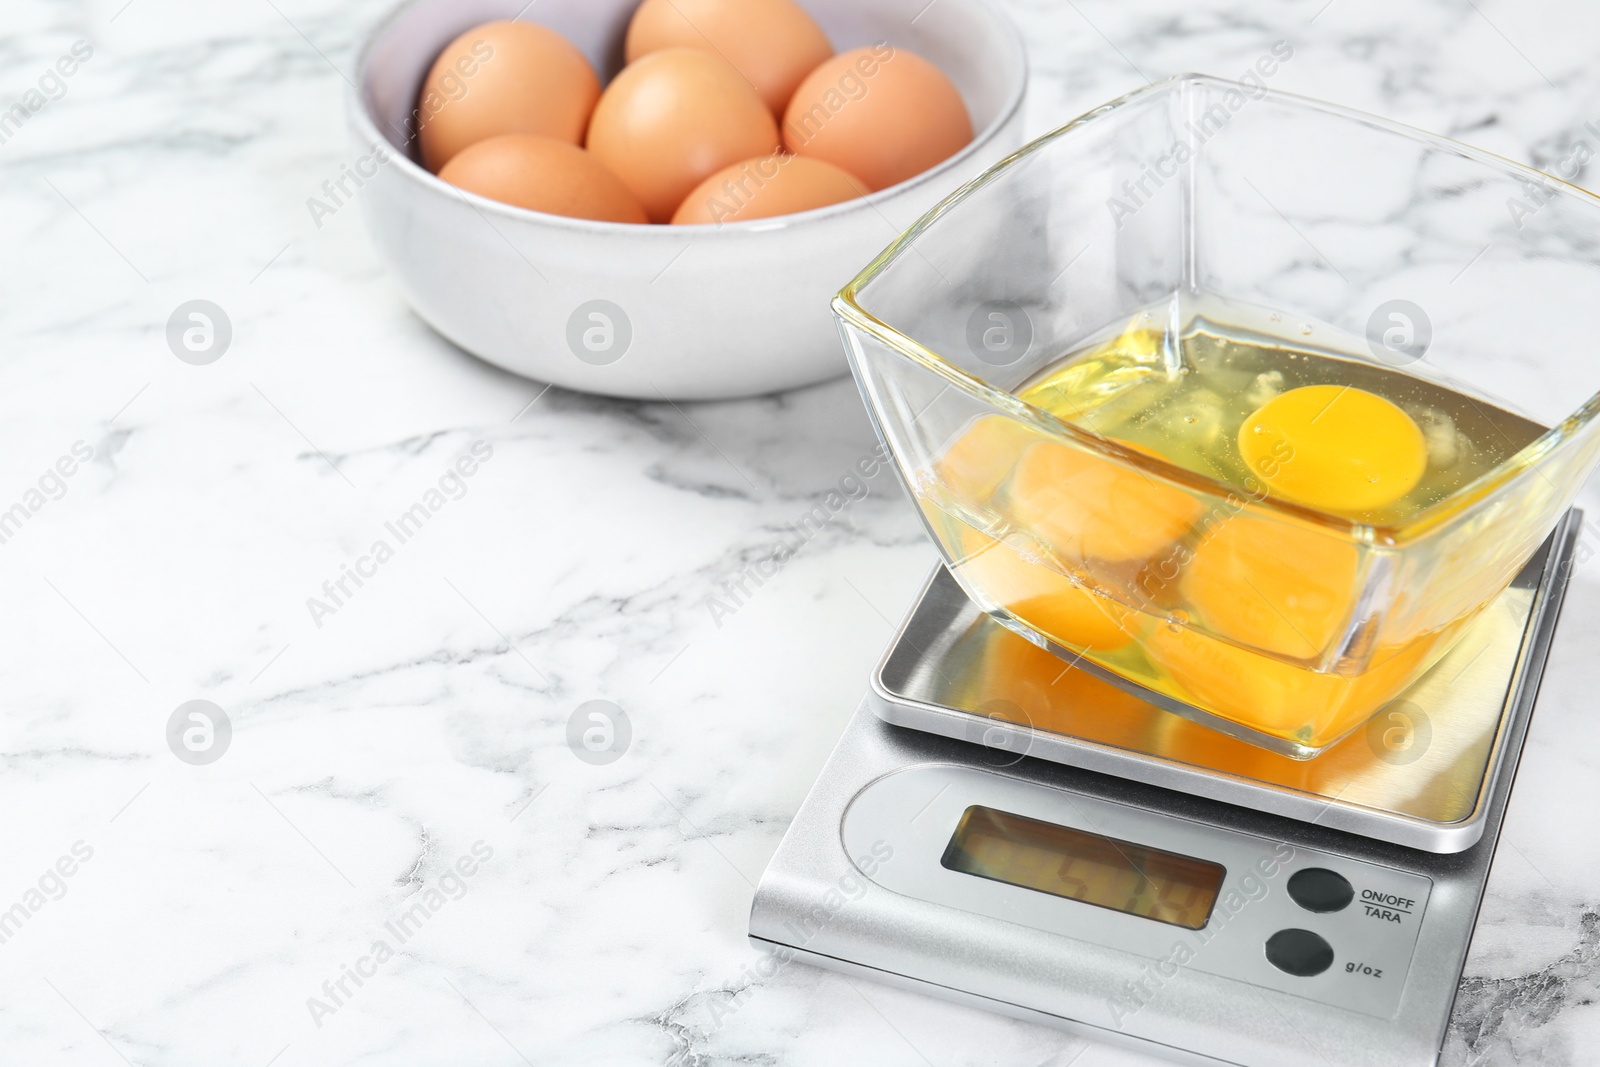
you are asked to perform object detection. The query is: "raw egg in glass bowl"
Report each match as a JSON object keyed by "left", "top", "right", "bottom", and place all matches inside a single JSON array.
[{"left": 347, "top": 0, "right": 1026, "bottom": 400}]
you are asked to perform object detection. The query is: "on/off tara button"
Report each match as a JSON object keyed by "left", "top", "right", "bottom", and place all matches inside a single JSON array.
[{"left": 1287, "top": 867, "right": 1355, "bottom": 914}]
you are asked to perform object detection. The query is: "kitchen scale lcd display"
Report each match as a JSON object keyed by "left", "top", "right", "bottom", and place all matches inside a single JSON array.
[{"left": 942, "top": 805, "right": 1225, "bottom": 930}]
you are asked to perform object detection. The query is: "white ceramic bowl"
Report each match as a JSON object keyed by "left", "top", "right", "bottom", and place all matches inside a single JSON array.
[{"left": 348, "top": 0, "right": 1027, "bottom": 401}]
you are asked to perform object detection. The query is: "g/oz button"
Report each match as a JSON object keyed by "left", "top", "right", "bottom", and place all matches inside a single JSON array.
[
  {"left": 1287, "top": 868, "right": 1354, "bottom": 913},
  {"left": 1265, "top": 929, "right": 1335, "bottom": 977}
]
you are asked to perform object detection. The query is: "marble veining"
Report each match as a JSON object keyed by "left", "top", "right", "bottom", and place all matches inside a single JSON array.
[{"left": 3, "top": 0, "right": 1600, "bottom": 1064}]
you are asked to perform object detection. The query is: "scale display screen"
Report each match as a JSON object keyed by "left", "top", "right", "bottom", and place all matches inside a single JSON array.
[{"left": 940, "top": 806, "right": 1225, "bottom": 930}]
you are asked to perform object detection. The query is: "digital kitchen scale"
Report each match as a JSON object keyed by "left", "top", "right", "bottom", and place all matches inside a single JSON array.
[{"left": 749, "top": 510, "right": 1580, "bottom": 1067}]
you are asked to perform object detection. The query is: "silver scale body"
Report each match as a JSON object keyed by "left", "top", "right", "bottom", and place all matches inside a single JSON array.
[{"left": 749, "top": 510, "right": 1581, "bottom": 1067}]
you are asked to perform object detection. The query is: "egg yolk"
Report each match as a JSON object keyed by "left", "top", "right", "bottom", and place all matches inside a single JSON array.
[
  {"left": 933, "top": 415, "right": 1043, "bottom": 505},
  {"left": 1009, "top": 439, "right": 1203, "bottom": 564},
  {"left": 1238, "top": 385, "right": 1427, "bottom": 513},
  {"left": 952, "top": 527, "right": 1138, "bottom": 652},
  {"left": 1180, "top": 514, "right": 1361, "bottom": 660},
  {"left": 1144, "top": 622, "right": 1442, "bottom": 746}
]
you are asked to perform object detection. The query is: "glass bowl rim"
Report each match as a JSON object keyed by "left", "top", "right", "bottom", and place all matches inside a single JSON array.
[{"left": 834, "top": 72, "right": 1600, "bottom": 546}]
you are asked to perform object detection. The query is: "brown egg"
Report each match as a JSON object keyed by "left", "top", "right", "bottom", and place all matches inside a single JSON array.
[
  {"left": 671, "top": 155, "right": 868, "bottom": 224},
  {"left": 783, "top": 44, "right": 972, "bottom": 191},
  {"left": 437, "top": 135, "right": 648, "bottom": 224},
  {"left": 418, "top": 20, "right": 600, "bottom": 173},
  {"left": 586, "top": 49, "right": 780, "bottom": 223},
  {"left": 625, "top": 0, "right": 833, "bottom": 114}
]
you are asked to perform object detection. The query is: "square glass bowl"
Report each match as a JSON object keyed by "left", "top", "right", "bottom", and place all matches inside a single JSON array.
[{"left": 838, "top": 74, "right": 1600, "bottom": 758}]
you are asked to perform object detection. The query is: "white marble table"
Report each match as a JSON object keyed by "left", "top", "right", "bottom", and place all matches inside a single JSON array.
[{"left": 5, "top": 0, "right": 1600, "bottom": 1063}]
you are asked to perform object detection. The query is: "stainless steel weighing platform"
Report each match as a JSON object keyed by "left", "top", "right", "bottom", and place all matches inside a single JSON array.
[{"left": 749, "top": 510, "right": 1580, "bottom": 1067}]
